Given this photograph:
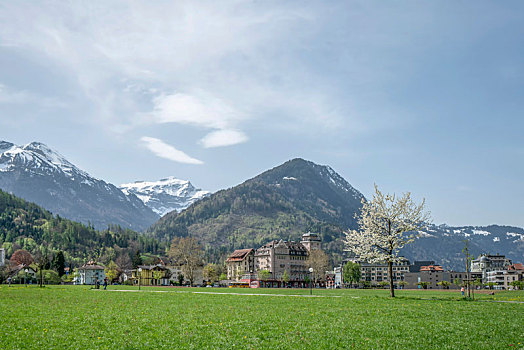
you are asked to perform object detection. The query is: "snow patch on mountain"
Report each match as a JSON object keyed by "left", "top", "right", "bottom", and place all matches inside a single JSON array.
[
  {"left": 120, "top": 177, "right": 210, "bottom": 216},
  {"left": 472, "top": 229, "right": 491, "bottom": 236}
]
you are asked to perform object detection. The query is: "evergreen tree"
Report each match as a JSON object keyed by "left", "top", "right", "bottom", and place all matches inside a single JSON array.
[
  {"left": 53, "top": 251, "right": 66, "bottom": 277},
  {"left": 132, "top": 250, "right": 143, "bottom": 268}
]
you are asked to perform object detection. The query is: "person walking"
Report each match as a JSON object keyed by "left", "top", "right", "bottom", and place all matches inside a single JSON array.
[
  {"left": 460, "top": 286, "right": 465, "bottom": 297},
  {"left": 103, "top": 277, "right": 108, "bottom": 290},
  {"left": 7, "top": 277, "right": 11, "bottom": 287}
]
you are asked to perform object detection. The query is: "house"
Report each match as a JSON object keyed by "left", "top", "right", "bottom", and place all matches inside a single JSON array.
[
  {"left": 166, "top": 264, "right": 204, "bottom": 286},
  {"left": 357, "top": 258, "right": 411, "bottom": 285},
  {"left": 471, "top": 254, "right": 512, "bottom": 282},
  {"left": 405, "top": 265, "right": 448, "bottom": 289},
  {"left": 226, "top": 249, "right": 255, "bottom": 281},
  {"left": 255, "top": 238, "right": 310, "bottom": 284},
  {"left": 503, "top": 263, "right": 524, "bottom": 290},
  {"left": 8, "top": 264, "right": 37, "bottom": 283},
  {"left": 132, "top": 265, "right": 170, "bottom": 286},
  {"left": 74, "top": 261, "right": 106, "bottom": 285},
  {"left": 409, "top": 260, "right": 436, "bottom": 272},
  {"left": 0, "top": 248, "right": 5, "bottom": 267}
]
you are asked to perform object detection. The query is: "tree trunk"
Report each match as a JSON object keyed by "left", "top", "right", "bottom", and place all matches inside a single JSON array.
[{"left": 388, "top": 260, "right": 395, "bottom": 297}]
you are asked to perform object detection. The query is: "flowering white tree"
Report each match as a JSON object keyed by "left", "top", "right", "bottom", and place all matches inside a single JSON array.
[{"left": 344, "top": 185, "right": 431, "bottom": 297}]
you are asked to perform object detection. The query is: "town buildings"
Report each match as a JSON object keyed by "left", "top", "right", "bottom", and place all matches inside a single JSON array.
[
  {"left": 503, "top": 263, "right": 524, "bottom": 290},
  {"left": 74, "top": 261, "right": 106, "bottom": 285},
  {"left": 357, "top": 258, "right": 411, "bottom": 284},
  {"left": 226, "top": 248, "right": 255, "bottom": 281},
  {"left": 132, "top": 264, "right": 170, "bottom": 286},
  {"left": 224, "top": 232, "right": 322, "bottom": 287},
  {"left": 471, "top": 254, "right": 512, "bottom": 282}
]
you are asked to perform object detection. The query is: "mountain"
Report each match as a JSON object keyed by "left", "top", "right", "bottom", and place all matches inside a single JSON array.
[
  {"left": 0, "top": 188, "right": 162, "bottom": 266},
  {"left": 148, "top": 158, "right": 366, "bottom": 262},
  {"left": 120, "top": 177, "right": 209, "bottom": 217},
  {"left": 402, "top": 224, "right": 524, "bottom": 271},
  {"left": 0, "top": 141, "right": 159, "bottom": 230},
  {"left": 148, "top": 157, "right": 524, "bottom": 269}
]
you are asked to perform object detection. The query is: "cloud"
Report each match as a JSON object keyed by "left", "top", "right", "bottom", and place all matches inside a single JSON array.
[
  {"left": 200, "top": 129, "right": 248, "bottom": 148},
  {"left": 151, "top": 91, "right": 244, "bottom": 130},
  {"left": 140, "top": 136, "right": 203, "bottom": 165}
]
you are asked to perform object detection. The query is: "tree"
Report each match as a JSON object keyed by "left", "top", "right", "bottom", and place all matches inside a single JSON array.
[
  {"left": 168, "top": 237, "right": 204, "bottom": 287},
  {"left": 219, "top": 273, "right": 227, "bottom": 281},
  {"left": 152, "top": 270, "right": 165, "bottom": 285},
  {"left": 203, "top": 263, "right": 219, "bottom": 284},
  {"left": 343, "top": 261, "right": 361, "bottom": 288},
  {"left": 105, "top": 261, "right": 120, "bottom": 284},
  {"left": 437, "top": 281, "right": 451, "bottom": 289},
  {"left": 177, "top": 273, "right": 184, "bottom": 286},
  {"left": 132, "top": 250, "right": 143, "bottom": 269},
  {"left": 52, "top": 251, "right": 66, "bottom": 277},
  {"left": 486, "top": 282, "right": 497, "bottom": 290},
  {"left": 453, "top": 278, "right": 462, "bottom": 289},
  {"left": 307, "top": 250, "right": 330, "bottom": 284},
  {"left": 10, "top": 249, "right": 34, "bottom": 267},
  {"left": 115, "top": 254, "right": 133, "bottom": 270},
  {"left": 34, "top": 244, "right": 51, "bottom": 288},
  {"left": 397, "top": 281, "right": 408, "bottom": 289},
  {"left": 344, "top": 185, "right": 431, "bottom": 297},
  {"left": 282, "top": 270, "right": 290, "bottom": 284},
  {"left": 418, "top": 281, "right": 429, "bottom": 289},
  {"left": 378, "top": 281, "right": 389, "bottom": 289},
  {"left": 258, "top": 269, "right": 270, "bottom": 281},
  {"left": 509, "top": 280, "right": 523, "bottom": 290},
  {"left": 462, "top": 240, "right": 474, "bottom": 299}
]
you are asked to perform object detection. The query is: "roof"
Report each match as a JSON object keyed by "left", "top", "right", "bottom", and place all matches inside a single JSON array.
[
  {"left": 136, "top": 264, "right": 168, "bottom": 271},
  {"left": 508, "top": 263, "right": 524, "bottom": 271},
  {"left": 420, "top": 265, "right": 444, "bottom": 272},
  {"left": 78, "top": 262, "right": 105, "bottom": 270},
  {"left": 226, "top": 249, "right": 254, "bottom": 262}
]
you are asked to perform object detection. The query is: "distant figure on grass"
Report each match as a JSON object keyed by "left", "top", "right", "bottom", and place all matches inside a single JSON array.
[
  {"left": 103, "top": 278, "right": 108, "bottom": 290},
  {"left": 7, "top": 277, "right": 11, "bottom": 287},
  {"left": 461, "top": 286, "right": 465, "bottom": 296}
]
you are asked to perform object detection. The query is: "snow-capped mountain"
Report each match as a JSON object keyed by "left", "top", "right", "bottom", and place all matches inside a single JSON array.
[
  {"left": 120, "top": 177, "right": 210, "bottom": 216},
  {"left": 0, "top": 141, "right": 159, "bottom": 230},
  {"left": 401, "top": 224, "right": 524, "bottom": 270}
]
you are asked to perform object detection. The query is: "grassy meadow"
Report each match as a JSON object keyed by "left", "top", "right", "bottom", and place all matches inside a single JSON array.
[{"left": 0, "top": 285, "right": 522, "bottom": 349}]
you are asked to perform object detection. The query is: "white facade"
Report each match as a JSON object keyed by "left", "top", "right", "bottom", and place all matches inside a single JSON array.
[
  {"left": 74, "top": 265, "right": 106, "bottom": 285},
  {"left": 0, "top": 248, "right": 5, "bottom": 267}
]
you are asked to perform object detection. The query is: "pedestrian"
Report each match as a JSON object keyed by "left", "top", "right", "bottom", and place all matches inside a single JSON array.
[
  {"left": 460, "top": 286, "right": 464, "bottom": 297},
  {"left": 103, "top": 277, "right": 108, "bottom": 290},
  {"left": 7, "top": 277, "right": 11, "bottom": 287}
]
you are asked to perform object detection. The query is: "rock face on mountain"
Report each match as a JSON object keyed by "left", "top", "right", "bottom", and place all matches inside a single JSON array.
[
  {"left": 0, "top": 141, "right": 159, "bottom": 230},
  {"left": 148, "top": 158, "right": 366, "bottom": 261},
  {"left": 120, "top": 177, "right": 209, "bottom": 217}
]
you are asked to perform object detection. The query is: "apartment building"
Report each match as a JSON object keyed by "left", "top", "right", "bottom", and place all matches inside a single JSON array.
[
  {"left": 226, "top": 248, "right": 255, "bottom": 281},
  {"left": 359, "top": 258, "right": 411, "bottom": 284}
]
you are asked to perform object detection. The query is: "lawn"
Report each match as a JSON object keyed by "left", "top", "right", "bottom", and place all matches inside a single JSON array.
[{"left": 0, "top": 285, "right": 522, "bottom": 349}]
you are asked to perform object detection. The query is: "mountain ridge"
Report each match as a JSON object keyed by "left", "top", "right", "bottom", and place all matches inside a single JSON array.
[{"left": 0, "top": 140, "right": 159, "bottom": 230}]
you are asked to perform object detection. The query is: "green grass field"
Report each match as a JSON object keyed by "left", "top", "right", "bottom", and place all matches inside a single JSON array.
[{"left": 0, "top": 285, "right": 522, "bottom": 349}]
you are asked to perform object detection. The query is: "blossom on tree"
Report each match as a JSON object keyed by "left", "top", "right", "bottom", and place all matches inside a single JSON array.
[{"left": 344, "top": 184, "right": 431, "bottom": 297}]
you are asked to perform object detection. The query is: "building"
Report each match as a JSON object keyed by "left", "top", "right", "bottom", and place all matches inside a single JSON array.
[
  {"left": 300, "top": 232, "right": 321, "bottom": 251},
  {"left": 409, "top": 261, "right": 435, "bottom": 272},
  {"left": 0, "top": 248, "right": 5, "bottom": 267},
  {"left": 226, "top": 249, "right": 255, "bottom": 281},
  {"left": 359, "top": 258, "right": 410, "bottom": 285},
  {"left": 471, "top": 254, "right": 512, "bottom": 282},
  {"left": 405, "top": 265, "right": 448, "bottom": 289},
  {"left": 75, "top": 261, "right": 106, "bottom": 285},
  {"left": 255, "top": 239, "right": 309, "bottom": 283},
  {"left": 251, "top": 233, "right": 322, "bottom": 286},
  {"left": 166, "top": 265, "right": 204, "bottom": 286},
  {"left": 132, "top": 264, "right": 170, "bottom": 286},
  {"left": 8, "top": 264, "right": 37, "bottom": 283},
  {"left": 503, "top": 264, "right": 524, "bottom": 290}
]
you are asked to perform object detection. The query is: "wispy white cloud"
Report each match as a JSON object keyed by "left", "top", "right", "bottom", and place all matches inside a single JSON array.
[
  {"left": 200, "top": 129, "right": 248, "bottom": 148},
  {"left": 140, "top": 136, "right": 203, "bottom": 165}
]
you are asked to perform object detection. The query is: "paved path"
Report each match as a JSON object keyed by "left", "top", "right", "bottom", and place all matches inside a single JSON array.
[{"left": 99, "top": 289, "right": 344, "bottom": 298}]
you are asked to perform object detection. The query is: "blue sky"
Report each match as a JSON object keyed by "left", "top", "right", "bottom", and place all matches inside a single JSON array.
[{"left": 0, "top": 1, "right": 523, "bottom": 227}]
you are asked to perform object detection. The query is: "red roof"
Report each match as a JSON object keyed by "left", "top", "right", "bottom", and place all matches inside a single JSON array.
[
  {"left": 508, "top": 263, "right": 524, "bottom": 271},
  {"left": 226, "top": 249, "right": 254, "bottom": 262},
  {"left": 420, "top": 265, "right": 444, "bottom": 272}
]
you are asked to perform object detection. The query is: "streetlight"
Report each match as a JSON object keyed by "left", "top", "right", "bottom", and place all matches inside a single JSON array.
[
  {"left": 24, "top": 268, "right": 28, "bottom": 287},
  {"left": 309, "top": 267, "right": 314, "bottom": 295},
  {"left": 138, "top": 267, "right": 142, "bottom": 291}
]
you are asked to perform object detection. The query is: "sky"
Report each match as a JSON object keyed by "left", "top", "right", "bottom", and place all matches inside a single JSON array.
[{"left": 0, "top": 1, "right": 523, "bottom": 227}]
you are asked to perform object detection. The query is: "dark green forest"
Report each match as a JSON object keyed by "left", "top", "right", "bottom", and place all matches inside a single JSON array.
[{"left": 0, "top": 189, "right": 163, "bottom": 267}]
